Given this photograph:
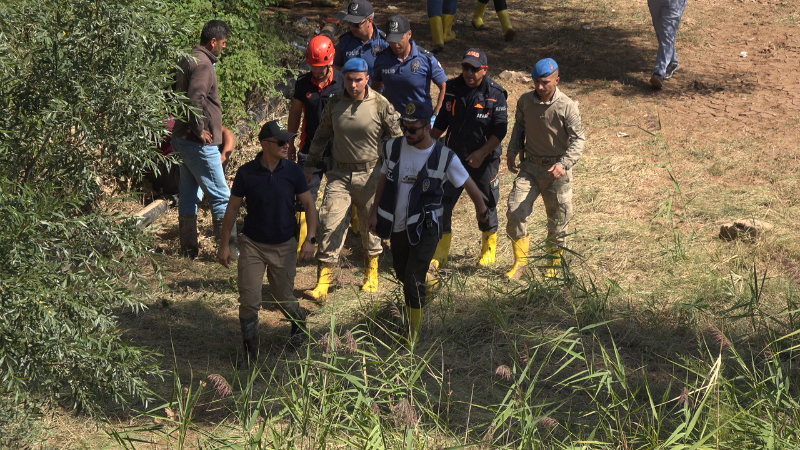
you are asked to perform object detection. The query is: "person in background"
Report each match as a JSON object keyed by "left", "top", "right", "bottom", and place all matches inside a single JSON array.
[
  {"left": 471, "top": 0, "right": 515, "bottom": 42},
  {"left": 172, "top": 20, "right": 238, "bottom": 260},
  {"left": 427, "top": 0, "right": 459, "bottom": 54},
  {"left": 430, "top": 48, "right": 508, "bottom": 269},
  {"left": 288, "top": 35, "right": 344, "bottom": 253},
  {"left": 648, "top": 0, "right": 687, "bottom": 88}
]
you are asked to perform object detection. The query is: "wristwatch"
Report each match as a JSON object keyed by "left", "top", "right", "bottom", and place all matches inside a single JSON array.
[{"left": 306, "top": 236, "right": 317, "bottom": 244}]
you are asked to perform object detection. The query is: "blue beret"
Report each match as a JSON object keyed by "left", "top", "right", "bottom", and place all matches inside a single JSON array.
[
  {"left": 532, "top": 58, "right": 559, "bottom": 79},
  {"left": 343, "top": 57, "right": 369, "bottom": 74}
]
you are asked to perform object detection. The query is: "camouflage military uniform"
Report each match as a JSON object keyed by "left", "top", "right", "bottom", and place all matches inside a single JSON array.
[
  {"left": 305, "top": 86, "right": 402, "bottom": 264},
  {"left": 506, "top": 87, "right": 586, "bottom": 246}
]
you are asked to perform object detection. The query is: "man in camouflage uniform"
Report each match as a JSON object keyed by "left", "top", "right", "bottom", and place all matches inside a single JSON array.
[
  {"left": 505, "top": 58, "right": 586, "bottom": 279},
  {"left": 303, "top": 58, "right": 402, "bottom": 300}
]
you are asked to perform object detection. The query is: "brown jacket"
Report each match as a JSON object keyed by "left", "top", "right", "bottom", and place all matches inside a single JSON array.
[{"left": 173, "top": 46, "right": 223, "bottom": 145}]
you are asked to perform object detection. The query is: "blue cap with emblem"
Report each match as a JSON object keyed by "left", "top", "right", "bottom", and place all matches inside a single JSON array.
[
  {"left": 532, "top": 58, "right": 559, "bottom": 79},
  {"left": 400, "top": 101, "right": 432, "bottom": 123},
  {"left": 342, "top": 57, "right": 369, "bottom": 74}
]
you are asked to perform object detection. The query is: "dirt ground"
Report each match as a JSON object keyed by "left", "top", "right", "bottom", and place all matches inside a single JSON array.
[{"left": 92, "top": 0, "right": 800, "bottom": 442}]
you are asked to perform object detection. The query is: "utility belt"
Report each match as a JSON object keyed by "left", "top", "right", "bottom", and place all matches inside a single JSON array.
[
  {"left": 331, "top": 158, "right": 379, "bottom": 172},
  {"left": 521, "top": 154, "right": 563, "bottom": 166}
]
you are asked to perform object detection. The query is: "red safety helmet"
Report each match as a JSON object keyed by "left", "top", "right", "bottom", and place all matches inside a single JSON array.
[{"left": 306, "top": 35, "right": 335, "bottom": 66}]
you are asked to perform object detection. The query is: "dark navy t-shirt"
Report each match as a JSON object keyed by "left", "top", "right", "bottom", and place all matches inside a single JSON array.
[{"left": 231, "top": 153, "right": 309, "bottom": 245}]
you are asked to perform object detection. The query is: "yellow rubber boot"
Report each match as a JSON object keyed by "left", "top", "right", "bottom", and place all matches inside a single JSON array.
[
  {"left": 478, "top": 231, "right": 497, "bottom": 266},
  {"left": 497, "top": 10, "right": 515, "bottom": 42},
  {"left": 429, "top": 16, "right": 445, "bottom": 52},
  {"left": 545, "top": 248, "right": 564, "bottom": 279},
  {"left": 472, "top": 1, "right": 487, "bottom": 29},
  {"left": 362, "top": 255, "right": 379, "bottom": 292},
  {"left": 306, "top": 264, "right": 334, "bottom": 301},
  {"left": 349, "top": 205, "right": 360, "bottom": 235},
  {"left": 407, "top": 306, "right": 423, "bottom": 347},
  {"left": 430, "top": 232, "right": 452, "bottom": 269},
  {"left": 296, "top": 212, "right": 307, "bottom": 254},
  {"left": 443, "top": 14, "right": 457, "bottom": 42},
  {"left": 505, "top": 235, "right": 530, "bottom": 279}
]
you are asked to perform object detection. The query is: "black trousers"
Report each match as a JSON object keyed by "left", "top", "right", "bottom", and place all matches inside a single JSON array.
[
  {"left": 442, "top": 157, "right": 500, "bottom": 233},
  {"left": 391, "top": 227, "right": 439, "bottom": 309}
]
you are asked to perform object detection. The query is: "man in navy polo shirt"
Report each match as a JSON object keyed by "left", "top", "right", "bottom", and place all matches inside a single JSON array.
[
  {"left": 372, "top": 15, "right": 448, "bottom": 120},
  {"left": 333, "top": 0, "right": 389, "bottom": 83},
  {"left": 218, "top": 120, "right": 319, "bottom": 366}
]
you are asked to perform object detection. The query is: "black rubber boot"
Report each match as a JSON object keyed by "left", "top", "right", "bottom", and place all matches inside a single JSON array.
[
  {"left": 178, "top": 215, "right": 198, "bottom": 259},
  {"left": 237, "top": 314, "right": 259, "bottom": 368},
  {"left": 212, "top": 217, "right": 239, "bottom": 261},
  {"left": 288, "top": 307, "right": 308, "bottom": 347}
]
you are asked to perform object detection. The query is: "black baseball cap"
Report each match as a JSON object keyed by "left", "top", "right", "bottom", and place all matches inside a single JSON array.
[
  {"left": 258, "top": 120, "right": 296, "bottom": 141},
  {"left": 343, "top": 0, "right": 374, "bottom": 23},
  {"left": 385, "top": 15, "right": 411, "bottom": 42},
  {"left": 461, "top": 48, "right": 488, "bottom": 68}
]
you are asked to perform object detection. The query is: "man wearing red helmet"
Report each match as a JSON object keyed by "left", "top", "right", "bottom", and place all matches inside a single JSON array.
[{"left": 288, "top": 35, "right": 344, "bottom": 252}]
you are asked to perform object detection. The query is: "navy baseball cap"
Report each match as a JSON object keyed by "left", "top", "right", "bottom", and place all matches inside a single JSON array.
[
  {"left": 343, "top": 0, "right": 374, "bottom": 23},
  {"left": 401, "top": 101, "right": 432, "bottom": 123},
  {"left": 342, "top": 57, "right": 369, "bottom": 73},
  {"left": 386, "top": 15, "right": 411, "bottom": 42},
  {"left": 462, "top": 48, "right": 488, "bottom": 68},
  {"left": 532, "top": 58, "right": 559, "bottom": 78},
  {"left": 258, "top": 120, "right": 296, "bottom": 141}
]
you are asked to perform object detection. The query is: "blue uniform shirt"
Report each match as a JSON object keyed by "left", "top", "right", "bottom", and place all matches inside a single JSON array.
[
  {"left": 372, "top": 40, "right": 448, "bottom": 113},
  {"left": 334, "top": 25, "right": 389, "bottom": 82}
]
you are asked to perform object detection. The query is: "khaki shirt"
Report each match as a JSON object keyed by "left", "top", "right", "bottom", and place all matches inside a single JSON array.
[
  {"left": 304, "top": 86, "right": 402, "bottom": 174},
  {"left": 507, "top": 87, "right": 586, "bottom": 171}
]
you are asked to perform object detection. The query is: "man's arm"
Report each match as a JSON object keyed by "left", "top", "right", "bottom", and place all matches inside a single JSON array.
[
  {"left": 305, "top": 98, "right": 336, "bottom": 178},
  {"left": 287, "top": 99, "right": 304, "bottom": 162},
  {"left": 507, "top": 96, "right": 527, "bottom": 174},
  {"left": 380, "top": 101, "right": 402, "bottom": 138},
  {"left": 220, "top": 126, "right": 235, "bottom": 166},
  {"left": 186, "top": 63, "right": 215, "bottom": 142},
  {"left": 462, "top": 177, "right": 489, "bottom": 223},
  {"left": 297, "top": 191, "right": 318, "bottom": 261},
  {"left": 367, "top": 173, "right": 388, "bottom": 234},
  {"left": 217, "top": 195, "right": 244, "bottom": 268},
  {"left": 558, "top": 102, "right": 587, "bottom": 171},
  {"left": 433, "top": 81, "right": 446, "bottom": 117}
]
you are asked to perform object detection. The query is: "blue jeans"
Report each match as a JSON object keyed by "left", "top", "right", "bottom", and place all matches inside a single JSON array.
[
  {"left": 648, "top": 0, "right": 687, "bottom": 77},
  {"left": 172, "top": 136, "right": 230, "bottom": 219}
]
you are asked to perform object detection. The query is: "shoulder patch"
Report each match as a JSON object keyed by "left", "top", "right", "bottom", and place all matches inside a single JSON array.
[
  {"left": 378, "top": 30, "right": 387, "bottom": 39},
  {"left": 417, "top": 47, "right": 433, "bottom": 57}
]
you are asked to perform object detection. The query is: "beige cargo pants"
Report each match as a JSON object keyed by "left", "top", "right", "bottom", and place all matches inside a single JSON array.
[
  {"left": 317, "top": 165, "right": 383, "bottom": 264},
  {"left": 505, "top": 160, "right": 573, "bottom": 246}
]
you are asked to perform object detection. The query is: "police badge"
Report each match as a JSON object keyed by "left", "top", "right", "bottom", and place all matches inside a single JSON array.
[
  {"left": 405, "top": 103, "right": 416, "bottom": 115},
  {"left": 422, "top": 179, "right": 430, "bottom": 192},
  {"left": 372, "top": 44, "right": 380, "bottom": 56},
  {"left": 411, "top": 60, "right": 420, "bottom": 73}
]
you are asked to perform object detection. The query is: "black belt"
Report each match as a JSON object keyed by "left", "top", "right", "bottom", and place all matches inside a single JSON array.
[{"left": 525, "top": 155, "right": 561, "bottom": 165}]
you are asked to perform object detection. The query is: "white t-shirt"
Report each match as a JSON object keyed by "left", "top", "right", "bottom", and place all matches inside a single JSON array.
[{"left": 380, "top": 138, "right": 469, "bottom": 232}]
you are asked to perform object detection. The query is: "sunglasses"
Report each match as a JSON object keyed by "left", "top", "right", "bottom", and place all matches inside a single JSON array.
[
  {"left": 349, "top": 18, "right": 368, "bottom": 28},
  {"left": 266, "top": 139, "right": 291, "bottom": 147},
  {"left": 461, "top": 64, "right": 485, "bottom": 73},
  {"left": 401, "top": 123, "right": 425, "bottom": 134}
]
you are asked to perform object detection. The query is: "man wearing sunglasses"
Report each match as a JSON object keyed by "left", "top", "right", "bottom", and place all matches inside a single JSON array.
[
  {"left": 372, "top": 15, "right": 448, "bottom": 120},
  {"left": 217, "top": 120, "right": 318, "bottom": 365},
  {"left": 430, "top": 48, "right": 508, "bottom": 270},
  {"left": 505, "top": 58, "right": 586, "bottom": 280},
  {"left": 303, "top": 58, "right": 402, "bottom": 301},
  {"left": 333, "top": 0, "right": 389, "bottom": 83},
  {"left": 368, "top": 101, "right": 487, "bottom": 346}
]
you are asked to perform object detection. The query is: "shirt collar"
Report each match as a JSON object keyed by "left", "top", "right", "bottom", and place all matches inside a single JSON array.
[{"left": 255, "top": 152, "right": 287, "bottom": 171}]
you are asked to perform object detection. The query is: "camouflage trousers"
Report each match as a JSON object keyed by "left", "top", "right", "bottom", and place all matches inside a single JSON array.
[
  {"left": 505, "top": 160, "right": 573, "bottom": 246},
  {"left": 317, "top": 166, "right": 383, "bottom": 264}
]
